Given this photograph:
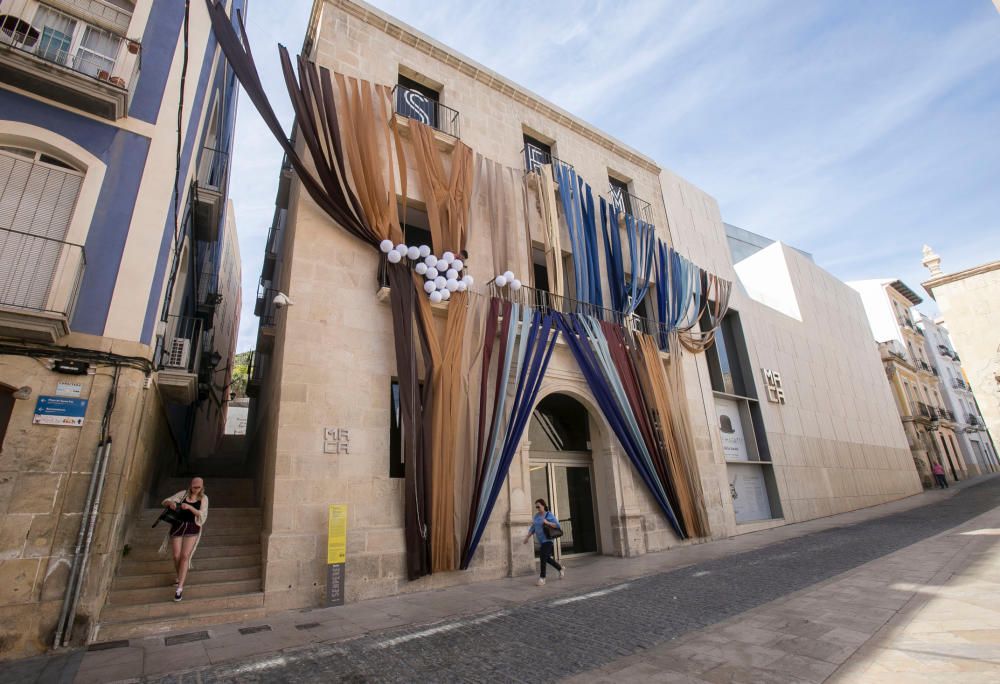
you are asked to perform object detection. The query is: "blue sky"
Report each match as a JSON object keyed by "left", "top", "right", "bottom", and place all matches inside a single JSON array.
[{"left": 228, "top": 0, "right": 1000, "bottom": 351}]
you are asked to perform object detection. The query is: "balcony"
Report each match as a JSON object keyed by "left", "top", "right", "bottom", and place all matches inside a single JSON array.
[
  {"left": 245, "top": 349, "right": 267, "bottom": 399},
  {"left": 953, "top": 377, "right": 970, "bottom": 391},
  {"left": 157, "top": 315, "right": 203, "bottom": 404},
  {"left": 916, "top": 402, "right": 935, "bottom": 420},
  {"left": 522, "top": 144, "right": 574, "bottom": 176},
  {"left": 0, "top": 227, "right": 85, "bottom": 341},
  {"left": 967, "top": 414, "right": 981, "bottom": 428},
  {"left": 254, "top": 284, "right": 276, "bottom": 352},
  {"left": 0, "top": 0, "right": 140, "bottom": 120},
  {"left": 261, "top": 209, "right": 286, "bottom": 281},
  {"left": 192, "top": 145, "right": 228, "bottom": 242},
  {"left": 608, "top": 185, "right": 654, "bottom": 225},
  {"left": 195, "top": 269, "right": 221, "bottom": 327},
  {"left": 392, "top": 84, "right": 460, "bottom": 138},
  {"left": 937, "top": 408, "right": 955, "bottom": 422}
]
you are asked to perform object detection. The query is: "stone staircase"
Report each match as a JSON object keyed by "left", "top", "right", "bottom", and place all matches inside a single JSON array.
[{"left": 95, "top": 506, "right": 264, "bottom": 642}]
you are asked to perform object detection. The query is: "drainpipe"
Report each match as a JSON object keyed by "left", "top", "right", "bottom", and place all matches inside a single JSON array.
[{"left": 53, "top": 438, "right": 112, "bottom": 647}]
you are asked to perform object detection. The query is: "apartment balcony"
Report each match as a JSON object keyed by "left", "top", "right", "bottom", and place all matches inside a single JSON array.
[
  {"left": 157, "top": 315, "right": 203, "bottom": 405},
  {"left": 608, "top": 185, "right": 655, "bottom": 225},
  {"left": 953, "top": 377, "right": 970, "bottom": 391},
  {"left": 967, "top": 414, "right": 981, "bottom": 428},
  {"left": 245, "top": 349, "right": 267, "bottom": 399},
  {"left": 192, "top": 145, "right": 228, "bottom": 242},
  {"left": 261, "top": 209, "right": 285, "bottom": 281},
  {"left": 916, "top": 402, "right": 935, "bottom": 421},
  {"left": 0, "top": 0, "right": 140, "bottom": 120},
  {"left": 937, "top": 408, "right": 955, "bottom": 422},
  {"left": 522, "top": 144, "right": 574, "bottom": 177},
  {"left": 392, "top": 84, "right": 460, "bottom": 138},
  {"left": 195, "top": 269, "right": 221, "bottom": 328},
  {"left": 0, "top": 227, "right": 85, "bottom": 341},
  {"left": 254, "top": 284, "right": 276, "bottom": 352}
]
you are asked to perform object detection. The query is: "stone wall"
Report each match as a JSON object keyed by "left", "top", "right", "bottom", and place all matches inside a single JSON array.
[{"left": 0, "top": 335, "right": 172, "bottom": 659}]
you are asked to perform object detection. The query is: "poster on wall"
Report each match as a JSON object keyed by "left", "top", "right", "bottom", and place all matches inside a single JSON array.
[
  {"left": 730, "top": 464, "right": 772, "bottom": 523},
  {"left": 715, "top": 397, "right": 749, "bottom": 461}
]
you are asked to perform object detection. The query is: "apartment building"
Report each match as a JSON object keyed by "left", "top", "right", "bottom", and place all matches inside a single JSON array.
[
  {"left": 919, "top": 313, "right": 998, "bottom": 475},
  {"left": 231, "top": 0, "right": 920, "bottom": 615},
  {"left": 0, "top": 0, "right": 244, "bottom": 658},
  {"left": 848, "top": 279, "right": 968, "bottom": 486},
  {"left": 921, "top": 246, "right": 1000, "bottom": 469}
]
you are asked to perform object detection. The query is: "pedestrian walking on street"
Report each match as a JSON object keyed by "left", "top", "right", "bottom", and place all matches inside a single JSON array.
[
  {"left": 524, "top": 498, "right": 564, "bottom": 586},
  {"left": 931, "top": 461, "right": 948, "bottom": 489},
  {"left": 161, "top": 477, "right": 209, "bottom": 602}
]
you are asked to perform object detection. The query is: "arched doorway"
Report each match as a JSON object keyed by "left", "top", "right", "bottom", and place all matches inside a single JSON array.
[{"left": 528, "top": 393, "right": 599, "bottom": 559}]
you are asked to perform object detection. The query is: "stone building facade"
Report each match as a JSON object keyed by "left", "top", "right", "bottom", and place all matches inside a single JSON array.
[{"left": 240, "top": 0, "right": 922, "bottom": 615}]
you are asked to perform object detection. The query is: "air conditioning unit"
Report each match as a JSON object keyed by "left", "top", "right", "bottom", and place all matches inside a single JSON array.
[{"left": 164, "top": 338, "right": 191, "bottom": 369}]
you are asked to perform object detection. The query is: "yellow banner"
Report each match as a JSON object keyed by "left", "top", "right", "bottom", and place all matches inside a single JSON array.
[{"left": 327, "top": 504, "right": 347, "bottom": 564}]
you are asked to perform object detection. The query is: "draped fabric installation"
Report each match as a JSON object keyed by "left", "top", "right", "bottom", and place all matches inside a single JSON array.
[
  {"left": 600, "top": 199, "right": 655, "bottom": 315},
  {"left": 554, "top": 163, "right": 603, "bottom": 307},
  {"left": 536, "top": 164, "right": 564, "bottom": 296},
  {"left": 654, "top": 242, "right": 733, "bottom": 352},
  {"left": 461, "top": 301, "right": 560, "bottom": 568}
]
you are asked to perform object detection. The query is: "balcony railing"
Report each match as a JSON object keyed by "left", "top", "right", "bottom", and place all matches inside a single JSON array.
[
  {"left": 255, "top": 284, "right": 276, "bottom": 327},
  {"left": 967, "top": 414, "right": 981, "bottom": 427},
  {"left": 392, "top": 84, "right": 460, "bottom": 138},
  {"left": 0, "top": 0, "right": 140, "bottom": 119},
  {"left": 937, "top": 408, "right": 955, "bottom": 422},
  {"left": 953, "top": 377, "right": 970, "bottom": 391},
  {"left": 608, "top": 185, "right": 654, "bottom": 225},
  {"left": 192, "top": 145, "right": 228, "bottom": 241},
  {"left": 522, "top": 145, "right": 574, "bottom": 176},
  {"left": 0, "top": 226, "right": 85, "bottom": 340},
  {"left": 916, "top": 402, "right": 935, "bottom": 420}
]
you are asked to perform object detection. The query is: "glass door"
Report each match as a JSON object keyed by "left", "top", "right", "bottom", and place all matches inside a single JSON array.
[{"left": 529, "top": 462, "right": 598, "bottom": 559}]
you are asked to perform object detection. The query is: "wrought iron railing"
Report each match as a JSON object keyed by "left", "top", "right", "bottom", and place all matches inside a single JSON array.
[
  {"left": 916, "top": 402, "right": 935, "bottom": 420},
  {"left": 255, "top": 284, "right": 276, "bottom": 327},
  {"left": 608, "top": 185, "right": 654, "bottom": 224},
  {"left": 0, "top": 227, "right": 86, "bottom": 317},
  {"left": 967, "top": 414, "right": 981, "bottom": 427},
  {"left": 521, "top": 145, "right": 574, "bottom": 176},
  {"left": 0, "top": 0, "right": 141, "bottom": 89},
  {"left": 392, "top": 84, "right": 460, "bottom": 138},
  {"left": 953, "top": 377, "right": 969, "bottom": 391}
]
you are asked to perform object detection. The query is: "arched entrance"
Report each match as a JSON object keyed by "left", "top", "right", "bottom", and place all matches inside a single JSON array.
[{"left": 528, "top": 393, "right": 599, "bottom": 559}]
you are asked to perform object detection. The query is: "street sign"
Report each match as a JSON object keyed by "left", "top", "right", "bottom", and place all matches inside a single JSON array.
[{"left": 33, "top": 396, "right": 88, "bottom": 427}]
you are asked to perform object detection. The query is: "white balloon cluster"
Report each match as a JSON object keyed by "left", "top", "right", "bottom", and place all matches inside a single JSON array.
[
  {"left": 492, "top": 270, "right": 522, "bottom": 291},
  {"left": 380, "top": 239, "right": 474, "bottom": 302}
]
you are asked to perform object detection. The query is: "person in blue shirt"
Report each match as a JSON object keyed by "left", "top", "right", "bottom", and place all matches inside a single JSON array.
[{"left": 523, "top": 498, "right": 564, "bottom": 586}]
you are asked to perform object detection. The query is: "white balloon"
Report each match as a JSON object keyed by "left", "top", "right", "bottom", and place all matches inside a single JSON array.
[
  {"left": 406, "top": 246, "right": 420, "bottom": 260},
  {"left": 387, "top": 250, "right": 402, "bottom": 263},
  {"left": 424, "top": 255, "right": 438, "bottom": 268},
  {"left": 464, "top": 275, "right": 475, "bottom": 287},
  {"left": 395, "top": 243, "right": 407, "bottom": 254},
  {"left": 441, "top": 289, "right": 451, "bottom": 301},
  {"left": 379, "top": 239, "right": 394, "bottom": 253},
  {"left": 442, "top": 251, "right": 455, "bottom": 263},
  {"left": 423, "top": 280, "right": 436, "bottom": 293},
  {"left": 494, "top": 275, "right": 507, "bottom": 288},
  {"left": 446, "top": 268, "right": 459, "bottom": 280},
  {"left": 457, "top": 281, "right": 468, "bottom": 292},
  {"left": 434, "top": 276, "right": 446, "bottom": 288},
  {"left": 510, "top": 278, "right": 522, "bottom": 291},
  {"left": 415, "top": 262, "right": 428, "bottom": 275},
  {"left": 451, "top": 259, "right": 463, "bottom": 272},
  {"left": 418, "top": 245, "right": 431, "bottom": 258},
  {"left": 429, "top": 290, "right": 443, "bottom": 303},
  {"left": 446, "top": 279, "right": 458, "bottom": 291},
  {"left": 427, "top": 267, "right": 439, "bottom": 279},
  {"left": 503, "top": 270, "right": 515, "bottom": 281}
]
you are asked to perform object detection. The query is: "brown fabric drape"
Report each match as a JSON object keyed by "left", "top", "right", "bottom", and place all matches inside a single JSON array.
[
  {"left": 409, "top": 122, "right": 476, "bottom": 572},
  {"left": 636, "top": 335, "right": 708, "bottom": 537}
]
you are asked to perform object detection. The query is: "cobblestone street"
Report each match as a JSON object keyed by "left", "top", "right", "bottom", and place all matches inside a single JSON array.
[{"left": 127, "top": 477, "right": 998, "bottom": 683}]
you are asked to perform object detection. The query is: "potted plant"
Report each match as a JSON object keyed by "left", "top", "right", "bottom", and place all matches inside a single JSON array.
[{"left": 127, "top": 38, "right": 139, "bottom": 54}]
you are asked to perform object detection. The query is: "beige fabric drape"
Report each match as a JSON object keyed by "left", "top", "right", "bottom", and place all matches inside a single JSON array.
[
  {"left": 537, "top": 165, "right": 564, "bottom": 296},
  {"left": 453, "top": 296, "right": 488, "bottom": 559}
]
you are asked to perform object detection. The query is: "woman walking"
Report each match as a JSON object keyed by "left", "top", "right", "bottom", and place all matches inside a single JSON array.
[
  {"left": 161, "top": 477, "right": 208, "bottom": 601},
  {"left": 931, "top": 461, "right": 948, "bottom": 489},
  {"left": 524, "top": 498, "right": 564, "bottom": 586}
]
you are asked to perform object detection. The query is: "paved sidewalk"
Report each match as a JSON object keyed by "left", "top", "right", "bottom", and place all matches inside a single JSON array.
[
  {"left": 568, "top": 487, "right": 1000, "bottom": 683},
  {"left": 0, "top": 475, "right": 995, "bottom": 683}
]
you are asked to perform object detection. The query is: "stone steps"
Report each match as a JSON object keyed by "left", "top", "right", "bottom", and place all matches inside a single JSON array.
[
  {"left": 108, "top": 578, "right": 262, "bottom": 605},
  {"left": 113, "top": 565, "right": 261, "bottom": 590},
  {"left": 96, "top": 506, "right": 263, "bottom": 643}
]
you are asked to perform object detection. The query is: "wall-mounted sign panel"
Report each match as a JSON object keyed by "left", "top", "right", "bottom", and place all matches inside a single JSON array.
[{"left": 33, "top": 396, "right": 88, "bottom": 427}]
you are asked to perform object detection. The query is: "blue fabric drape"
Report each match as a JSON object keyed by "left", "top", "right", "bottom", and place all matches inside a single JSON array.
[
  {"left": 554, "top": 163, "right": 603, "bottom": 307},
  {"left": 462, "top": 307, "right": 560, "bottom": 569},
  {"left": 654, "top": 241, "right": 703, "bottom": 349},
  {"left": 601, "top": 198, "right": 655, "bottom": 315},
  {"left": 555, "top": 313, "right": 685, "bottom": 538}
]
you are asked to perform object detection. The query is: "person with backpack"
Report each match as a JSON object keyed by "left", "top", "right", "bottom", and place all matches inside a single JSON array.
[{"left": 523, "top": 498, "right": 564, "bottom": 586}]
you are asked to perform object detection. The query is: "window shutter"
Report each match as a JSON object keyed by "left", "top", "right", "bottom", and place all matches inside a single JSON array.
[{"left": 0, "top": 150, "right": 83, "bottom": 311}]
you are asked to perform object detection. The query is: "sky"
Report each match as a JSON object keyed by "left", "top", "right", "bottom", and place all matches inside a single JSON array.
[{"left": 228, "top": 0, "right": 1000, "bottom": 352}]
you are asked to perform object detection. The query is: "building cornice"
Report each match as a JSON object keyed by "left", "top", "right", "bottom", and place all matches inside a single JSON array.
[
  {"left": 310, "top": 0, "right": 662, "bottom": 175},
  {"left": 922, "top": 259, "right": 1000, "bottom": 299}
]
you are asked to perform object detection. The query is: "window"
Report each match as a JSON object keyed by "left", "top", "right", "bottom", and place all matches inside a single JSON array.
[
  {"left": 396, "top": 74, "right": 439, "bottom": 129},
  {"left": 34, "top": 7, "right": 75, "bottom": 65},
  {"left": 523, "top": 134, "right": 552, "bottom": 173},
  {"left": 75, "top": 24, "right": 122, "bottom": 78},
  {"left": 532, "top": 247, "right": 549, "bottom": 292},
  {"left": 608, "top": 176, "right": 632, "bottom": 216},
  {"left": 705, "top": 313, "right": 749, "bottom": 397},
  {"left": 0, "top": 146, "right": 84, "bottom": 311}
]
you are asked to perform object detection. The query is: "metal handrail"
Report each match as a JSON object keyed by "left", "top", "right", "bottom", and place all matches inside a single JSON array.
[
  {"left": 0, "top": 0, "right": 141, "bottom": 89},
  {"left": 608, "top": 185, "right": 655, "bottom": 225},
  {"left": 392, "top": 84, "right": 460, "bottom": 138},
  {"left": 521, "top": 146, "right": 574, "bottom": 176},
  {"left": 0, "top": 227, "right": 86, "bottom": 317}
]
